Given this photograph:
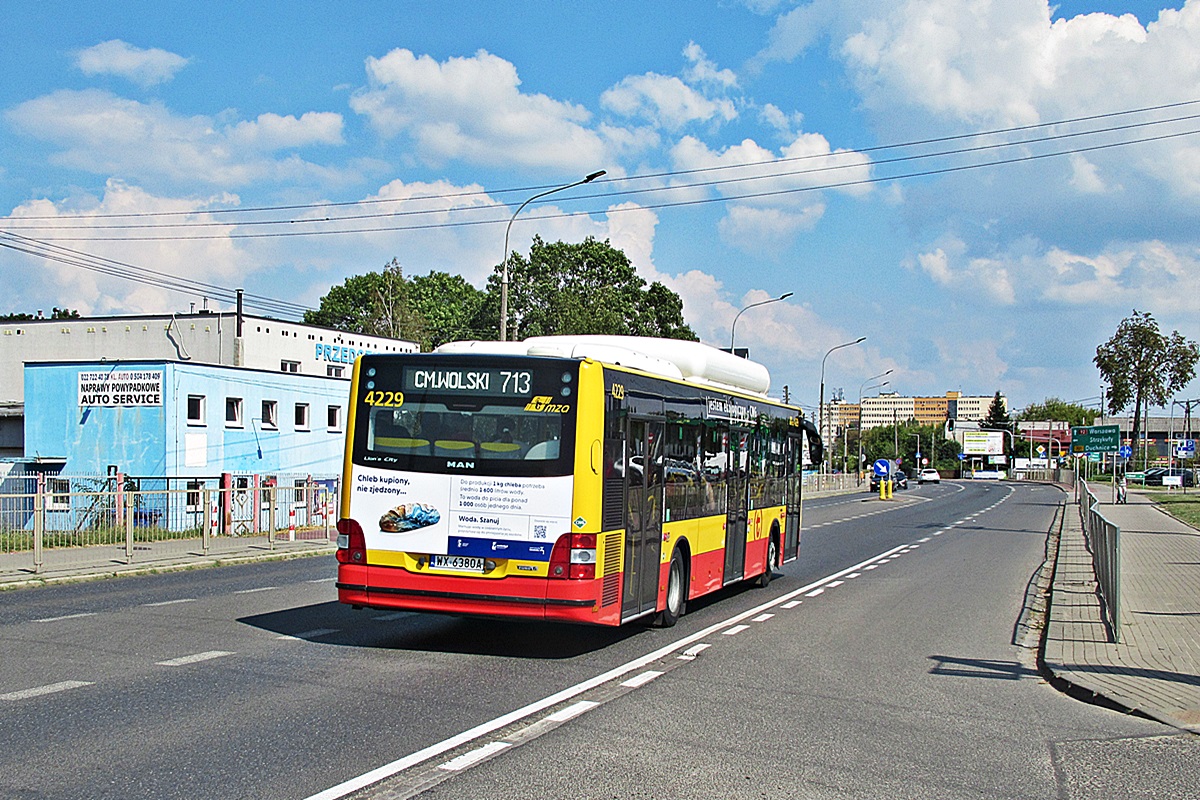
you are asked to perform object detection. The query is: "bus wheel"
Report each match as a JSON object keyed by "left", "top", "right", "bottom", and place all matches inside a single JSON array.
[
  {"left": 757, "top": 537, "right": 777, "bottom": 588},
  {"left": 658, "top": 548, "right": 687, "bottom": 627}
]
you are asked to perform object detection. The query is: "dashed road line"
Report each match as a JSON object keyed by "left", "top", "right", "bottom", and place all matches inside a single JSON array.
[
  {"left": 620, "top": 670, "right": 663, "bottom": 689},
  {"left": 33, "top": 612, "right": 96, "bottom": 623},
  {"left": 1, "top": 681, "right": 94, "bottom": 701},
  {"left": 142, "top": 598, "right": 197, "bottom": 607},
  {"left": 156, "top": 650, "right": 234, "bottom": 667},
  {"left": 277, "top": 628, "right": 339, "bottom": 640},
  {"left": 234, "top": 587, "right": 277, "bottom": 595}
]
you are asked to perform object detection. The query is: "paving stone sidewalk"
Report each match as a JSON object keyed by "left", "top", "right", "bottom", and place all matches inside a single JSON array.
[
  {"left": 1043, "top": 485, "right": 1200, "bottom": 733},
  {"left": 0, "top": 534, "right": 335, "bottom": 590}
]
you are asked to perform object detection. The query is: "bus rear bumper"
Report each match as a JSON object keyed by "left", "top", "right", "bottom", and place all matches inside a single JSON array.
[{"left": 336, "top": 564, "right": 611, "bottom": 624}]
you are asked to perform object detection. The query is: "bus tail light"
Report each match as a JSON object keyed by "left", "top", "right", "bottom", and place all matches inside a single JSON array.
[
  {"left": 336, "top": 518, "right": 367, "bottom": 565},
  {"left": 549, "top": 532, "right": 596, "bottom": 580}
]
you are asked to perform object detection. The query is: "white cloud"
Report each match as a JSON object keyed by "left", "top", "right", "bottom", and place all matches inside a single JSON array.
[
  {"left": 5, "top": 90, "right": 347, "bottom": 187},
  {"left": 2, "top": 181, "right": 247, "bottom": 315},
  {"left": 602, "top": 42, "right": 739, "bottom": 132},
  {"left": 601, "top": 73, "right": 736, "bottom": 131},
  {"left": 75, "top": 40, "right": 189, "bottom": 87},
  {"left": 682, "top": 42, "right": 739, "bottom": 89},
  {"left": 351, "top": 48, "right": 628, "bottom": 171}
]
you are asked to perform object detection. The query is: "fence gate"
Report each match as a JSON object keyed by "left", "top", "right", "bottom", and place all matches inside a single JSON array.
[{"left": 230, "top": 475, "right": 255, "bottom": 535}]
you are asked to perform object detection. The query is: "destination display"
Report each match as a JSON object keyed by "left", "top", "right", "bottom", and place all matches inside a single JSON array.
[{"left": 402, "top": 367, "right": 535, "bottom": 396}]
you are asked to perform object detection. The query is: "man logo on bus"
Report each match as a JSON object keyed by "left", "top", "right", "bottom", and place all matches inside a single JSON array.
[{"left": 524, "top": 395, "right": 571, "bottom": 413}]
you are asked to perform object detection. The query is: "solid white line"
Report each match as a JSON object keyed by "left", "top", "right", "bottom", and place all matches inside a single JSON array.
[
  {"left": 303, "top": 541, "right": 909, "bottom": 800},
  {"left": 142, "top": 598, "right": 196, "bottom": 607},
  {"left": 438, "top": 742, "right": 511, "bottom": 772},
  {"left": 545, "top": 700, "right": 599, "bottom": 723},
  {"left": 722, "top": 624, "right": 750, "bottom": 636},
  {"left": 156, "top": 650, "right": 234, "bottom": 667},
  {"left": 277, "top": 628, "right": 338, "bottom": 640},
  {"left": 234, "top": 587, "right": 277, "bottom": 595},
  {"left": 33, "top": 612, "right": 96, "bottom": 623},
  {"left": 1, "top": 680, "right": 93, "bottom": 701},
  {"left": 620, "top": 670, "right": 664, "bottom": 689}
]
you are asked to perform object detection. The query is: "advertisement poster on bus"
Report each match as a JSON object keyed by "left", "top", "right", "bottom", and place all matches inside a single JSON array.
[{"left": 351, "top": 465, "right": 573, "bottom": 560}]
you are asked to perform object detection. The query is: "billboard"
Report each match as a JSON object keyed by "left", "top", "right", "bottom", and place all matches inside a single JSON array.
[{"left": 963, "top": 430, "right": 1005, "bottom": 455}]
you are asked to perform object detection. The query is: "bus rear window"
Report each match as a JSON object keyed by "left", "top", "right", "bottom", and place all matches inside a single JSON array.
[{"left": 368, "top": 403, "right": 564, "bottom": 462}]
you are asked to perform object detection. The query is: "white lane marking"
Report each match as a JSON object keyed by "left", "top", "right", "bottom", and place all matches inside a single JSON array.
[
  {"left": 752, "top": 613, "right": 774, "bottom": 623},
  {"left": 307, "top": 578, "right": 336, "bottom": 584},
  {"left": 156, "top": 651, "right": 234, "bottom": 667},
  {"left": 826, "top": 580, "right": 844, "bottom": 588},
  {"left": 234, "top": 587, "right": 277, "bottom": 595},
  {"left": 1, "top": 681, "right": 94, "bottom": 701},
  {"left": 277, "top": 628, "right": 338, "bottom": 640},
  {"left": 303, "top": 541, "right": 909, "bottom": 800},
  {"left": 678, "top": 643, "right": 712, "bottom": 660},
  {"left": 805, "top": 588, "right": 825, "bottom": 597},
  {"left": 781, "top": 600, "right": 801, "bottom": 609},
  {"left": 722, "top": 624, "right": 750, "bottom": 636},
  {"left": 545, "top": 700, "right": 599, "bottom": 723},
  {"left": 437, "top": 742, "right": 511, "bottom": 772},
  {"left": 142, "top": 598, "right": 196, "bottom": 607},
  {"left": 620, "top": 670, "right": 664, "bottom": 689},
  {"left": 33, "top": 612, "right": 96, "bottom": 623},
  {"left": 846, "top": 572, "right": 861, "bottom": 579},
  {"left": 864, "top": 564, "right": 879, "bottom": 570}
]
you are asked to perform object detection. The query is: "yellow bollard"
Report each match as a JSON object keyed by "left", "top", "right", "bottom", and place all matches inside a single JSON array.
[
  {"left": 879, "top": 480, "right": 886, "bottom": 500},
  {"left": 885, "top": 479, "right": 893, "bottom": 499}
]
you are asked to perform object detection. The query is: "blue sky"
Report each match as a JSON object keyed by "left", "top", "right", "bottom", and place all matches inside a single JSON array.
[{"left": 2, "top": 0, "right": 1198, "bottom": 417}]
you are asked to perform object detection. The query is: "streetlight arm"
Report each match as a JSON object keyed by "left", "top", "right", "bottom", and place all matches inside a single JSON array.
[
  {"left": 500, "top": 170, "right": 606, "bottom": 341},
  {"left": 729, "top": 291, "right": 793, "bottom": 352}
]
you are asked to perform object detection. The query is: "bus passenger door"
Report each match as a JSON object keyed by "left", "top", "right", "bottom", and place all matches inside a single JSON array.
[
  {"left": 622, "top": 419, "right": 663, "bottom": 621},
  {"left": 724, "top": 430, "right": 748, "bottom": 584},
  {"left": 783, "top": 431, "right": 802, "bottom": 562}
]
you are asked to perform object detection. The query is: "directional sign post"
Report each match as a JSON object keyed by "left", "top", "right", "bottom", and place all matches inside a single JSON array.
[{"left": 1071, "top": 424, "right": 1120, "bottom": 455}]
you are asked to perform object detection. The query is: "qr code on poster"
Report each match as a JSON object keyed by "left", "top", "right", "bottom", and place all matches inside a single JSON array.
[{"left": 533, "top": 524, "right": 548, "bottom": 539}]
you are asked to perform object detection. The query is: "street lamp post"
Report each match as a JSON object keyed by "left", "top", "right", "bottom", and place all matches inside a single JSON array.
[
  {"left": 499, "top": 170, "right": 606, "bottom": 341},
  {"left": 729, "top": 292, "right": 793, "bottom": 353},
  {"left": 818, "top": 336, "right": 866, "bottom": 472},
  {"left": 856, "top": 370, "right": 892, "bottom": 484}
]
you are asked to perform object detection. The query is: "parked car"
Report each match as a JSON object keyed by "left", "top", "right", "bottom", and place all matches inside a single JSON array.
[
  {"left": 1145, "top": 468, "right": 1196, "bottom": 487},
  {"left": 917, "top": 468, "right": 941, "bottom": 484}
]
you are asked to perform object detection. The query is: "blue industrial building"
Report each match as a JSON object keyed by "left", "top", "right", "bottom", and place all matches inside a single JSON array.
[{"left": 24, "top": 360, "right": 352, "bottom": 478}]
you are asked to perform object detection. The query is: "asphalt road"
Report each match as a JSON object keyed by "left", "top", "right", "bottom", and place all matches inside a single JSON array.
[{"left": 2, "top": 481, "right": 1196, "bottom": 799}]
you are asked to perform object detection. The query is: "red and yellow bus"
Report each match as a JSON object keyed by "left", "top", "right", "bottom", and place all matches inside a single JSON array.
[{"left": 336, "top": 336, "right": 820, "bottom": 627}]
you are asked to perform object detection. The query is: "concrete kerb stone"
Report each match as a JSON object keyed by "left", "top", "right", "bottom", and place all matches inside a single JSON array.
[{"left": 0, "top": 544, "right": 336, "bottom": 592}]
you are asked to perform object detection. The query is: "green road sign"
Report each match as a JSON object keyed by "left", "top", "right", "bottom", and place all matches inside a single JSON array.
[{"left": 1071, "top": 424, "right": 1120, "bottom": 454}]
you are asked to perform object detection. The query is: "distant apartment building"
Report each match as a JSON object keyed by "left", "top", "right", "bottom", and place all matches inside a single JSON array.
[{"left": 821, "top": 390, "right": 1004, "bottom": 442}]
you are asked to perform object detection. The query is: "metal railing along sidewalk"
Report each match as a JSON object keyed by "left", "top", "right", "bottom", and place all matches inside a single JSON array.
[
  {"left": 1078, "top": 480, "right": 1120, "bottom": 641},
  {"left": 1044, "top": 487, "right": 1200, "bottom": 731}
]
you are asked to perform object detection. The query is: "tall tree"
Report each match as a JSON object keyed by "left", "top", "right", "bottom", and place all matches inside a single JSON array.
[
  {"left": 1095, "top": 310, "right": 1199, "bottom": 456},
  {"left": 488, "top": 236, "right": 697, "bottom": 341},
  {"left": 304, "top": 258, "right": 422, "bottom": 341}
]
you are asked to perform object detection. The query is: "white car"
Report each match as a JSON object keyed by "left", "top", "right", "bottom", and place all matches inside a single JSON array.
[{"left": 917, "top": 468, "right": 941, "bottom": 484}]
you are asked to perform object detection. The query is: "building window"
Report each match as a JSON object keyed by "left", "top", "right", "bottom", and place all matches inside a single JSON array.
[
  {"left": 295, "top": 403, "right": 310, "bottom": 430},
  {"left": 186, "top": 480, "right": 203, "bottom": 512},
  {"left": 327, "top": 405, "right": 342, "bottom": 431},
  {"left": 293, "top": 479, "right": 307, "bottom": 505},
  {"left": 327, "top": 365, "right": 344, "bottom": 378},
  {"left": 281, "top": 360, "right": 300, "bottom": 373},
  {"left": 261, "top": 400, "right": 278, "bottom": 429},
  {"left": 226, "top": 397, "right": 243, "bottom": 427},
  {"left": 187, "top": 395, "right": 206, "bottom": 425},
  {"left": 47, "top": 478, "right": 71, "bottom": 511}
]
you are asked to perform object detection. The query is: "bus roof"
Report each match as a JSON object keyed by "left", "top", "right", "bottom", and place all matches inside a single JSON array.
[{"left": 435, "top": 335, "right": 772, "bottom": 396}]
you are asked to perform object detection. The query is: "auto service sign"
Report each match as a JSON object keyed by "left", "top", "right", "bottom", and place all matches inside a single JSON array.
[{"left": 78, "top": 370, "right": 164, "bottom": 407}]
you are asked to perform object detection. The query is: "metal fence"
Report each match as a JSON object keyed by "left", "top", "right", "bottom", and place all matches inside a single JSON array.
[
  {"left": 1078, "top": 480, "right": 1120, "bottom": 642},
  {"left": 1, "top": 474, "right": 339, "bottom": 575},
  {"left": 804, "top": 472, "right": 863, "bottom": 494}
]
